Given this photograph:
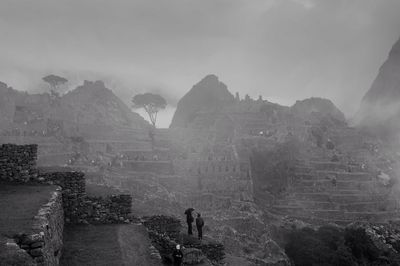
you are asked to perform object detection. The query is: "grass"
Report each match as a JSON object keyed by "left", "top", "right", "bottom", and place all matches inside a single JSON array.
[
  {"left": 0, "top": 183, "right": 57, "bottom": 237},
  {"left": 85, "top": 183, "right": 123, "bottom": 197},
  {"left": 60, "top": 224, "right": 161, "bottom": 266},
  {"left": 60, "top": 225, "right": 123, "bottom": 266}
]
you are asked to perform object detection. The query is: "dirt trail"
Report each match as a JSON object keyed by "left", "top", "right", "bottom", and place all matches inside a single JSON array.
[{"left": 117, "top": 224, "right": 161, "bottom": 266}]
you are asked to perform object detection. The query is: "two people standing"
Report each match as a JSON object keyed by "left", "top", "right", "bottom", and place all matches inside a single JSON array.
[
  {"left": 184, "top": 208, "right": 205, "bottom": 240},
  {"left": 173, "top": 208, "right": 206, "bottom": 266}
]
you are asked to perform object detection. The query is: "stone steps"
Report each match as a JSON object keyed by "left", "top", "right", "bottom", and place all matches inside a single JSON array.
[
  {"left": 292, "top": 192, "right": 384, "bottom": 203},
  {"left": 294, "top": 172, "right": 373, "bottom": 182},
  {"left": 309, "top": 161, "right": 349, "bottom": 171},
  {"left": 275, "top": 199, "right": 385, "bottom": 212},
  {"left": 292, "top": 180, "right": 374, "bottom": 190},
  {"left": 272, "top": 206, "right": 400, "bottom": 221},
  {"left": 290, "top": 185, "right": 372, "bottom": 193}
]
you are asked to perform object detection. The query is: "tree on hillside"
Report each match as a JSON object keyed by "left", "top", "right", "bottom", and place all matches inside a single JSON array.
[
  {"left": 132, "top": 93, "right": 167, "bottom": 127},
  {"left": 42, "top": 74, "right": 68, "bottom": 98},
  {"left": 132, "top": 93, "right": 167, "bottom": 150}
]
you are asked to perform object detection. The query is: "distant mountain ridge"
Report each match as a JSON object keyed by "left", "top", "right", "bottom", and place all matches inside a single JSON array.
[
  {"left": 0, "top": 80, "right": 148, "bottom": 134},
  {"left": 170, "top": 74, "right": 346, "bottom": 130}
]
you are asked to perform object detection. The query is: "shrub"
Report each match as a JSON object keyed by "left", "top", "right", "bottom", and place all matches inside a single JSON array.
[{"left": 284, "top": 225, "right": 400, "bottom": 266}]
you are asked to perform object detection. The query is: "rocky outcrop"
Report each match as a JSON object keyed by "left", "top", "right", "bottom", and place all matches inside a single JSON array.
[
  {"left": 291, "top": 97, "right": 346, "bottom": 126},
  {"left": 170, "top": 75, "right": 235, "bottom": 128},
  {"left": 356, "top": 37, "right": 400, "bottom": 138}
]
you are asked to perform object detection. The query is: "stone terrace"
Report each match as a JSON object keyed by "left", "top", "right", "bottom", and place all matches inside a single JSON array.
[{"left": 271, "top": 142, "right": 400, "bottom": 225}]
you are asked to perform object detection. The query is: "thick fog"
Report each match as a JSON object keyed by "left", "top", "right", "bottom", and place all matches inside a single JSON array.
[{"left": 1, "top": 0, "right": 400, "bottom": 127}]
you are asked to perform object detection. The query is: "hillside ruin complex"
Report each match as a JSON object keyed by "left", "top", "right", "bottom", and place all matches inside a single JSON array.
[{"left": 2, "top": 38, "right": 400, "bottom": 264}]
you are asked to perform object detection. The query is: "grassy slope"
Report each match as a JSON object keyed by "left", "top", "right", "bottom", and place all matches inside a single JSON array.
[
  {"left": 0, "top": 184, "right": 56, "bottom": 237},
  {"left": 61, "top": 224, "right": 161, "bottom": 266},
  {"left": 60, "top": 225, "right": 123, "bottom": 266}
]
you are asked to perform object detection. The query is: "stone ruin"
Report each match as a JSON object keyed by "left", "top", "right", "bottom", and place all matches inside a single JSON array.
[
  {"left": 0, "top": 143, "right": 226, "bottom": 266},
  {"left": 0, "top": 144, "right": 133, "bottom": 265}
]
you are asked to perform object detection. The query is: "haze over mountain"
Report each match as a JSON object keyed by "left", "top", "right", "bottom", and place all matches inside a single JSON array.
[
  {"left": 0, "top": 80, "right": 148, "bottom": 133},
  {"left": 355, "top": 37, "right": 400, "bottom": 138},
  {"left": 1, "top": 0, "right": 400, "bottom": 127}
]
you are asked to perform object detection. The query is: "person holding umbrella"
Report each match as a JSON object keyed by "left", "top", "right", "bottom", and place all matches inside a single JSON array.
[{"left": 184, "top": 207, "right": 195, "bottom": 235}]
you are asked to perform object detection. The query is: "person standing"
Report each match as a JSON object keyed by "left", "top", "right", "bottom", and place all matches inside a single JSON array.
[
  {"left": 196, "top": 213, "right": 204, "bottom": 240},
  {"left": 184, "top": 208, "right": 195, "bottom": 235},
  {"left": 172, "top": 244, "right": 183, "bottom": 266}
]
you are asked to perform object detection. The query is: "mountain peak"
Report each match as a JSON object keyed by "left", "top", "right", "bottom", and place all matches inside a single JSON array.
[
  {"left": 170, "top": 75, "right": 234, "bottom": 128},
  {"left": 355, "top": 36, "right": 400, "bottom": 136}
]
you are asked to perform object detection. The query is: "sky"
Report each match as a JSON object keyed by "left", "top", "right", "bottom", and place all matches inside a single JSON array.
[{"left": 1, "top": 0, "right": 400, "bottom": 128}]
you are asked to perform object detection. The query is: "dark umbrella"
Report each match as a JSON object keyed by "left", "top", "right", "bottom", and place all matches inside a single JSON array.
[{"left": 184, "top": 208, "right": 195, "bottom": 215}]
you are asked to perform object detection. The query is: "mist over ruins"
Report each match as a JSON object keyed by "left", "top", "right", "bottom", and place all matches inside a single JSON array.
[{"left": 2, "top": 1, "right": 400, "bottom": 266}]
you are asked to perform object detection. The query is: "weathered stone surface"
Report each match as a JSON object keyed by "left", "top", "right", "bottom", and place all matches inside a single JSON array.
[{"left": 0, "top": 144, "right": 37, "bottom": 182}]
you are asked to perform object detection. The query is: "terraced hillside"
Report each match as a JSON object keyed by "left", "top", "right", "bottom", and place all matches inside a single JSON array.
[{"left": 255, "top": 127, "right": 400, "bottom": 225}]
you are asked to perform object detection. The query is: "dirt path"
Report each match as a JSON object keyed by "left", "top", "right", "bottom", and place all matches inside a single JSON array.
[{"left": 117, "top": 224, "right": 162, "bottom": 266}]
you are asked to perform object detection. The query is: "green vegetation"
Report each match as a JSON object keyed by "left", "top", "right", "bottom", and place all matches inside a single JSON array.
[
  {"left": 61, "top": 224, "right": 160, "bottom": 266},
  {"left": 131, "top": 93, "right": 167, "bottom": 128},
  {"left": 285, "top": 225, "right": 400, "bottom": 266},
  {"left": 42, "top": 74, "right": 68, "bottom": 98}
]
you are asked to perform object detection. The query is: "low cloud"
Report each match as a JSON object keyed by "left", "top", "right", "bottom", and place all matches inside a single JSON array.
[{"left": 1, "top": 0, "right": 400, "bottom": 126}]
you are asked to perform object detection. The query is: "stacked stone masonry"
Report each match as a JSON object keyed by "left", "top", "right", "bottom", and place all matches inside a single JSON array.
[
  {"left": 0, "top": 144, "right": 38, "bottom": 182},
  {"left": 0, "top": 144, "right": 134, "bottom": 265},
  {"left": 14, "top": 189, "right": 64, "bottom": 266},
  {"left": 38, "top": 171, "right": 133, "bottom": 224}
]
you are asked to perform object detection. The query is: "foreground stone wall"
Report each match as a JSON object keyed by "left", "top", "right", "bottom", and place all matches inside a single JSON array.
[
  {"left": 38, "top": 171, "right": 132, "bottom": 224},
  {"left": 37, "top": 171, "right": 86, "bottom": 223},
  {"left": 14, "top": 188, "right": 64, "bottom": 266},
  {"left": 0, "top": 144, "right": 37, "bottom": 182},
  {"left": 0, "top": 146, "right": 134, "bottom": 265}
]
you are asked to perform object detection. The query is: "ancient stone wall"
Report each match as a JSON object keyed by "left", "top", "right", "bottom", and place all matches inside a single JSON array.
[
  {"left": 14, "top": 188, "right": 64, "bottom": 266},
  {"left": 38, "top": 171, "right": 132, "bottom": 224},
  {"left": 0, "top": 144, "right": 133, "bottom": 224},
  {"left": 84, "top": 195, "right": 132, "bottom": 224},
  {"left": 38, "top": 171, "right": 86, "bottom": 223},
  {"left": 0, "top": 143, "right": 37, "bottom": 182}
]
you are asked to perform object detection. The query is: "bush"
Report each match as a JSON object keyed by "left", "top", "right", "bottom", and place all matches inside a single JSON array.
[
  {"left": 344, "top": 227, "right": 380, "bottom": 262},
  {"left": 285, "top": 225, "right": 400, "bottom": 266}
]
